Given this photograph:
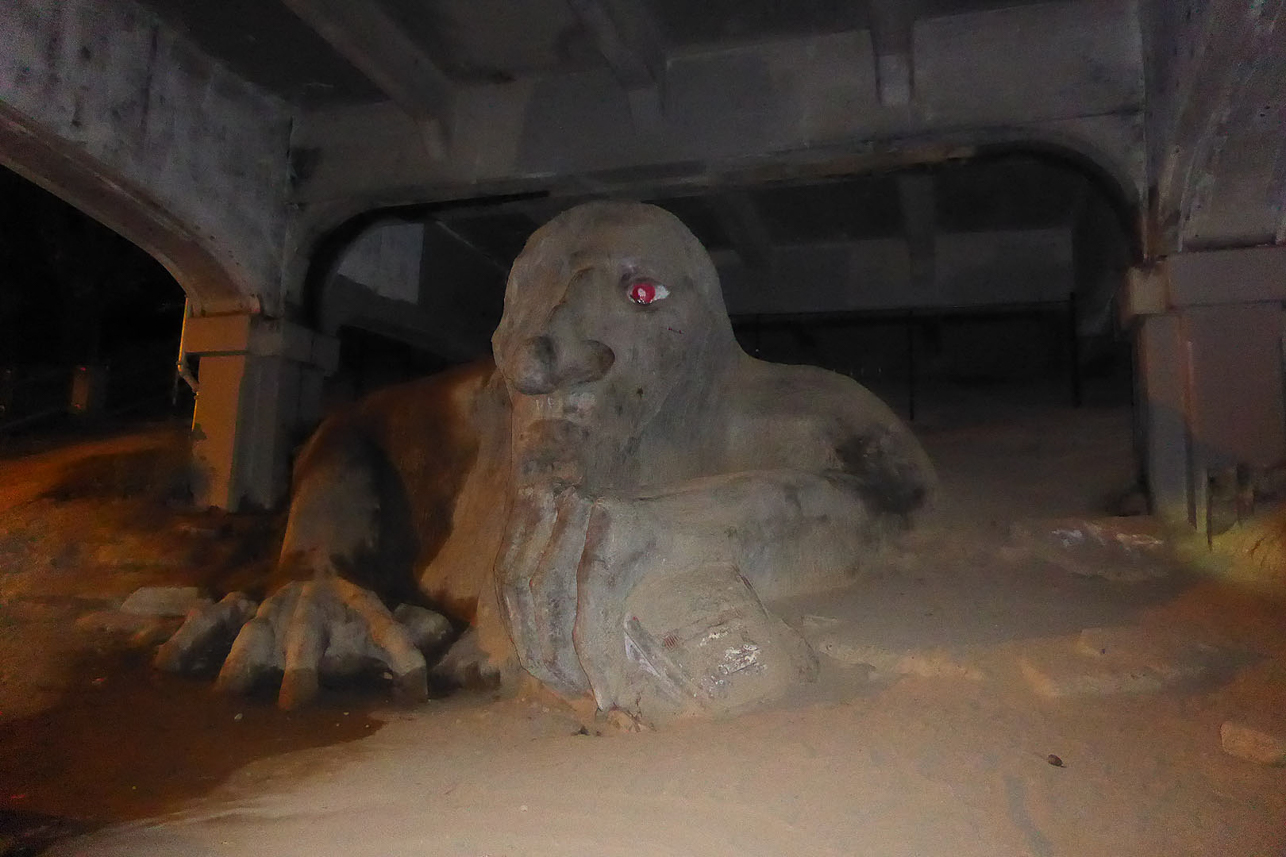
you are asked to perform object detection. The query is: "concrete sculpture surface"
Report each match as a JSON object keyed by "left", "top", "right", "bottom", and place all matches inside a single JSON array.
[{"left": 157, "top": 201, "right": 934, "bottom": 721}]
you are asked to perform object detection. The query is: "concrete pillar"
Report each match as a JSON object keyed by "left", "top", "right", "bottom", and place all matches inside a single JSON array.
[
  {"left": 182, "top": 314, "right": 338, "bottom": 510},
  {"left": 1127, "top": 246, "right": 1286, "bottom": 530},
  {"left": 1135, "top": 311, "right": 1192, "bottom": 523}
]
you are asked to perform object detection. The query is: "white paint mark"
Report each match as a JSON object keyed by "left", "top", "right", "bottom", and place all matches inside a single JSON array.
[{"left": 718, "top": 643, "right": 761, "bottom": 676}]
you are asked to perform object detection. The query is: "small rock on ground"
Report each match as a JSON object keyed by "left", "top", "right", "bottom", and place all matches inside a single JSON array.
[
  {"left": 1076, "top": 625, "right": 1235, "bottom": 682},
  {"left": 75, "top": 610, "right": 183, "bottom": 649},
  {"left": 1221, "top": 720, "right": 1286, "bottom": 766},
  {"left": 1019, "top": 625, "right": 1240, "bottom": 699},
  {"left": 799, "top": 616, "right": 984, "bottom": 680},
  {"left": 121, "top": 586, "right": 206, "bottom": 617},
  {"left": 76, "top": 609, "right": 167, "bottom": 635},
  {"left": 1020, "top": 653, "right": 1167, "bottom": 698},
  {"left": 814, "top": 639, "right": 983, "bottom": 680}
]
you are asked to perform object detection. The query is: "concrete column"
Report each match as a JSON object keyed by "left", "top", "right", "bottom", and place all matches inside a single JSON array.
[
  {"left": 1184, "top": 303, "right": 1285, "bottom": 533},
  {"left": 1135, "top": 311, "right": 1192, "bottom": 523},
  {"left": 1126, "top": 246, "right": 1286, "bottom": 530},
  {"left": 182, "top": 314, "right": 339, "bottom": 510}
]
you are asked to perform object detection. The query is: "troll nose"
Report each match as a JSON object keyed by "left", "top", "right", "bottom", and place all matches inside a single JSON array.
[{"left": 510, "top": 335, "right": 616, "bottom": 395}]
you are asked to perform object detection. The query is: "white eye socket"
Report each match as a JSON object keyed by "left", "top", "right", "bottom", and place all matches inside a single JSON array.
[{"left": 627, "top": 280, "right": 669, "bottom": 305}]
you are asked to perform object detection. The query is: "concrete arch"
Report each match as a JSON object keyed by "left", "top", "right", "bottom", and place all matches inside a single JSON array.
[
  {"left": 1, "top": 0, "right": 297, "bottom": 319},
  {"left": 285, "top": 122, "right": 1148, "bottom": 346},
  {"left": 0, "top": 0, "right": 329, "bottom": 511},
  {"left": 0, "top": 101, "right": 253, "bottom": 316},
  {"left": 286, "top": 201, "right": 503, "bottom": 371},
  {"left": 962, "top": 137, "right": 1144, "bottom": 264},
  {"left": 973, "top": 130, "right": 1145, "bottom": 260}
]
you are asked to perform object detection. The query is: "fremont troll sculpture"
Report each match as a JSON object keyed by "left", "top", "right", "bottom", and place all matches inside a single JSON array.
[{"left": 157, "top": 201, "right": 934, "bottom": 722}]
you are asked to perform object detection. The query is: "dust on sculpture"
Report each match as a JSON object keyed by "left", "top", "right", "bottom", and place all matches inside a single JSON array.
[{"left": 157, "top": 201, "right": 935, "bottom": 722}]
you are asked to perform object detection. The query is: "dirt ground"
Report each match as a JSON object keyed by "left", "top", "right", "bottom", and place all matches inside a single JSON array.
[{"left": 2, "top": 391, "right": 1285, "bottom": 857}]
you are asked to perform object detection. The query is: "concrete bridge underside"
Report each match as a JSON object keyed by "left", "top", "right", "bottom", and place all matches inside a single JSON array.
[{"left": 1, "top": 0, "right": 1283, "bottom": 529}]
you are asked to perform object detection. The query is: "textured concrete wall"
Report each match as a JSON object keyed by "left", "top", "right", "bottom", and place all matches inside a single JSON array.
[
  {"left": 293, "top": 0, "right": 1146, "bottom": 220},
  {"left": 0, "top": 0, "right": 295, "bottom": 314},
  {"left": 1184, "top": 304, "right": 1286, "bottom": 470},
  {"left": 720, "top": 229, "right": 1074, "bottom": 315},
  {"left": 321, "top": 219, "right": 501, "bottom": 362},
  {"left": 1141, "top": 0, "right": 1286, "bottom": 251},
  {"left": 336, "top": 221, "right": 425, "bottom": 303}
]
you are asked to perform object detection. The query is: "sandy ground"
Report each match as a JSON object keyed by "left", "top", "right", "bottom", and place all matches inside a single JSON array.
[{"left": 3, "top": 392, "right": 1286, "bottom": 857}]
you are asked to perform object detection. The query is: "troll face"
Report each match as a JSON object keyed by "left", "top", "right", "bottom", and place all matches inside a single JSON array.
[{"left": 492, "top": 202, "right": 739, "bottom": 492}]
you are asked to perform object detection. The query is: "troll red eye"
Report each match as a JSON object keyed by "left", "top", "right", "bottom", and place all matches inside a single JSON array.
[
  {"left": 628, "top": 281, "right": 669, "bottom": 305},
  {"left": 630, "top": 282, "right": 655, "bottom": 304}
]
